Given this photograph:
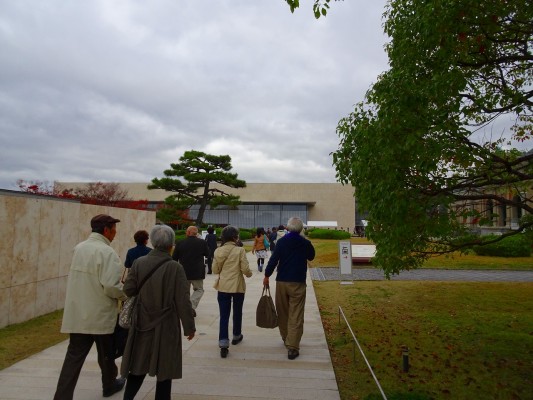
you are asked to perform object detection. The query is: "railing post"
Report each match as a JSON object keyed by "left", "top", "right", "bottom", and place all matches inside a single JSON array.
[{"left": 337, "top": 305, "right": 388, "bottom": 400}]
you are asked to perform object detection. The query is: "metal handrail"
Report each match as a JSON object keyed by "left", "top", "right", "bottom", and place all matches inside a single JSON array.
[{"left": 338, "top": 306, "right": 388, "bottom": 400}]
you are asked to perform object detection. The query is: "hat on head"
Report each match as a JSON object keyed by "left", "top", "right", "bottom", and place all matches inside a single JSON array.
[{"left": 90, "top": 214, "right": 120, "bottom": 229}]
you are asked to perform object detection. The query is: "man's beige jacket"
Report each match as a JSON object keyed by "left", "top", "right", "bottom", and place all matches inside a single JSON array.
[{"left": 61, "top": 233, "right": 124, "bottom": 334}]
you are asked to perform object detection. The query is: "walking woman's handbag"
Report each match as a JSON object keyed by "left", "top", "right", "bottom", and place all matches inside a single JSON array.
[
  {"left": 119, "top": 258, "right": 169, "bottom": 329},
  {"left": 256, "top": 285, "right": 278, "bottom": 328}
]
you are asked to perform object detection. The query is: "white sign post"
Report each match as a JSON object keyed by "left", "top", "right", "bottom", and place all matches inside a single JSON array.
[{"left": 338, "top": 241, "right": 353, "bottom": 284}]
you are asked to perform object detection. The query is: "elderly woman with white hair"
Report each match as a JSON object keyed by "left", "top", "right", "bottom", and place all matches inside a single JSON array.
[
  {"left": 263, "top": 217, "right": 315, "bottom": 361},
  {"left": 121, "top": 224, "right": 196, "bottom": 400}
]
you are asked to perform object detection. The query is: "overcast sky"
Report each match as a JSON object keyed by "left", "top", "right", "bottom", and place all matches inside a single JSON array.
[
  {"left": 0, "top": 0, "right": 392, "bottom": 190},
  {"left": 2, "top": 1, "right": 529, "bottom": 192}
]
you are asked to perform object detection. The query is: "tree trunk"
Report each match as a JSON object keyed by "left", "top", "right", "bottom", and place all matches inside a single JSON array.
[{"left": 195, "top": 184, "right": 210, "bottom": 226}]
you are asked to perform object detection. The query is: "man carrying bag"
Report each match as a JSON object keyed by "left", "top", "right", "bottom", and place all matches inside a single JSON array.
[{"left": 263, "top": 217, "right": 315, "bottom": 360}]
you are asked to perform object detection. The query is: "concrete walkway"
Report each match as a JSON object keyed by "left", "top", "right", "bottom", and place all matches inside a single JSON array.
[{"left": 0, "top": 252, "right": 340, "bottom": 400}]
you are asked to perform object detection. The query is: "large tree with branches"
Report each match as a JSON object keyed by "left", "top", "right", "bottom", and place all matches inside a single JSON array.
[
  {"left": 330, "top": 0, "right": 532, "bottom": 276},
  {"left": 149, "top": 150, "right": 246, "bottom": 226}
]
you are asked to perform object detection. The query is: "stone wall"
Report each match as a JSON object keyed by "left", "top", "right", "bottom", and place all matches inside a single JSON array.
[{"left": 0, "top": 190, "right": 156, "bottom": 328}]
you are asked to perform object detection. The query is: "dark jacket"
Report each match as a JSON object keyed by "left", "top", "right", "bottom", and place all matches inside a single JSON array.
[
  {"left": 264, "top": 232, "right": 315, "bottom": 283},
  {"left": 124, "top": 244, "right": 152, "bottom": 268},
  {"left": 205, "top": 233, "right": 218, "bottom": 256},
  {"left": 172, "top": 236, "right": 210, "bottom": 280},
  {"left": 269, "top": 231, "right": 277, "bottom": 251},
  {"left": 121, "top": 249, "right": 196, "bottom": 380}
]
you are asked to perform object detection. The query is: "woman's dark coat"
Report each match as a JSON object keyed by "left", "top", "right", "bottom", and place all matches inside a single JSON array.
[{"left": 120, "top": 249, "right": 195, "bottom": 381}]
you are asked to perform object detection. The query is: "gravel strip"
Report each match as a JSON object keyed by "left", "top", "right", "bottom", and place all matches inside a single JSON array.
[{"left": 311, "top": 267, "right": 533, "bottom": 282}]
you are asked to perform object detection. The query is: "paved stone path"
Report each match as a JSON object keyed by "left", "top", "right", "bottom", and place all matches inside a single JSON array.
[
  {"left": 311, "top": 267, "right": 533, "bottom": 282},
  {"left": 0, "top": 252, "right": 340, "bottom": 400}
]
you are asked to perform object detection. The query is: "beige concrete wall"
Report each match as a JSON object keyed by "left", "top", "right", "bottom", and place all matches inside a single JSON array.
[{"left": 0, "top": 190, "right": 156, "bottom": 328}]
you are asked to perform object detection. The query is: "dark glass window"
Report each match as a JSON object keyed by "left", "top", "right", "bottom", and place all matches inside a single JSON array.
[{"left": 185, "top": 203, "right": 308, "bottom": 228}]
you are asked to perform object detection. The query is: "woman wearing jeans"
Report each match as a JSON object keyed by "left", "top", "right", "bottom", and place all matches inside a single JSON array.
[{"left": 212, "top": 226, "right": 253, "bottom": 358}]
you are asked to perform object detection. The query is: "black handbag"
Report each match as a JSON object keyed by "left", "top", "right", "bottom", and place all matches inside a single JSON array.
[
  {"left": 256, "top": 285, "right": 278, "bottom": 329},
  {"left": 113, "top": 316, "right": 128, "bottom": 359}
]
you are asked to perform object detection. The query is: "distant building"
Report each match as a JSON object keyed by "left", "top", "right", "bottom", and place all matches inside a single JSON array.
[
  {"left": 56, "top": 182, "right": 358, "bottom": 231},
  {"left": 451, "top": 148, "right": 532, "bottom": 234}
]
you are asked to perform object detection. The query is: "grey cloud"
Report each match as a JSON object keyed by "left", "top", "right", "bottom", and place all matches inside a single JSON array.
[{"left": 0, "top": 0, "right": 391, "bottom": 189}]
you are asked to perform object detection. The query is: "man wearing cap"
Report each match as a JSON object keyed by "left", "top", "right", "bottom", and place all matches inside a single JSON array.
[
  {"left": 54, "top": 214, "right": 126, "bottom": 399},
  {"left": 172, "top": 226, "right": 210, "bottom": 312}
]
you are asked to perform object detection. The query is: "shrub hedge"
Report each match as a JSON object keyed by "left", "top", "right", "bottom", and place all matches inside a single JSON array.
[
  {"left": 473, "top": 234, "right": 532, "bottom": 257},
  {"left": 307, "top": 228, "right": 351, "bottom": 240},
  {"left": 239, "top": 230, "right": 253, "bottom": 240}
]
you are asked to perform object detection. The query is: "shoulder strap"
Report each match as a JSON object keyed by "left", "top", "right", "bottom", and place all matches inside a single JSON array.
[{"left": 138, "top": 258, "right": 169, "bottom": 291}]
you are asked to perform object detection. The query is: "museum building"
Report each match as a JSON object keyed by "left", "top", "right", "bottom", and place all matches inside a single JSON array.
[{"left": 58, "top": 182, "right": 359, "bottom": 231}]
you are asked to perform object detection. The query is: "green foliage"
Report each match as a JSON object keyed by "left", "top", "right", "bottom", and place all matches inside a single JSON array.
[
  {"left": 239, "top": 230, "right": 253, "bottom": 240},
  {"left": 308, "top": 228, "right": 351, "bottom": 240},
  {"left": 174, "top": 229, "right": 186, "bottom": 242},
  {"left": 174, "top": 231, "right": 187, "bottom": 242},
  {"left": 331, "top": 0, "right": 533, "bottom": 277},
  {"left": 149, "top": 150, "right": 246, "bottom": 226},
  {"left": 284, "top": 0, "right": 336, "bottom": 19},
  {"left": 473, "top": 234, "right": 532, "bottom": 257}
]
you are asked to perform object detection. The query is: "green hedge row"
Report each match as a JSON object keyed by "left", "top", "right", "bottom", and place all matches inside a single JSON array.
[
  {"left": 307, "top": 228, "right": 351, "bottom": 240},
  {"left": 473, "top": 234, "right": 532, "bottom": 257},
  {"left": 239, "top": 230, "right": 253, "bottom": 240}
]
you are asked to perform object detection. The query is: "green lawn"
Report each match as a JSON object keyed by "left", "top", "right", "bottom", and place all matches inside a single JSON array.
[
  {"left": 315, "top": 281, "right": 533, "bottom": 400},
  {"left": 310, "top": 238, "right": 533, "bottom": 271},
  {"left": 422, "top": 252, "right": 533, "bottom": 270},
  {"left": 310, "top": 238, "right": 533, "bottom": 398},
  {"left": 0, "top": 310, "right": 67, "bottom": 370}
]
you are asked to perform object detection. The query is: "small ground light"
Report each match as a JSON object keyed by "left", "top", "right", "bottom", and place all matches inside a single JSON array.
[{"left": 402, "top": 346, "right": 409, "bottom": 372}]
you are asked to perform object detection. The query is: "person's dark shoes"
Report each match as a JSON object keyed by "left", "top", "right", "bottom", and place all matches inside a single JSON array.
[
  {"left": 207, "top": 271, "right": 212, "bottom": 274},
  {"left": 220, "top": 347, "right": 229, "bottom": 358},
  {"left": 231, "top": 335, "right": 243, "bottom": 345},
  {"left": 288, "top": 349, "right": 299, "bottom": 360},
  {"left": 103, "top": 377, "right": 126, "bottom": 397}
]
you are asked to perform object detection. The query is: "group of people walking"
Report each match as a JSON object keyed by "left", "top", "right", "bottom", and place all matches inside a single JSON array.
[
  {"left": 53, "top": 214, "right": 314, "bottom": 400},
  {"left": 251, "top": 225, "right": 287, "bottom": 271}
]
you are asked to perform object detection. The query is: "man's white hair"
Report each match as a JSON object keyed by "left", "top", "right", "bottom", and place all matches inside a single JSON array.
[
  {"left": 150, "top": 224, "right": 175, "bottom": 249},
  {"left": 286, "top": 217, "right": 304, "bottom": 233}
]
